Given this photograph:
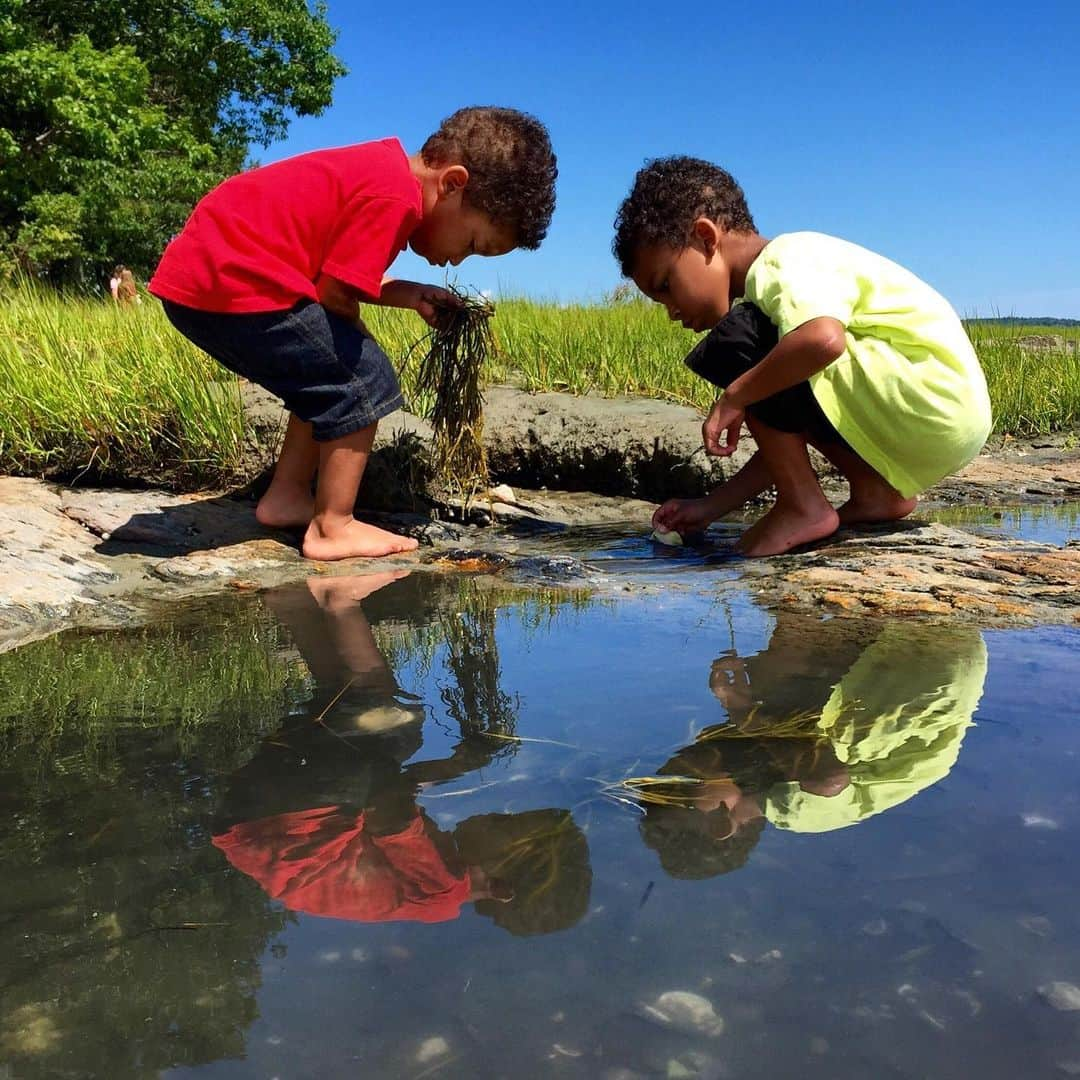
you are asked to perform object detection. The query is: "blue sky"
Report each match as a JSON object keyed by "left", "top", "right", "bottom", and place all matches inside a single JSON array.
[{"left": 267, "top": 1, "right": 1080, "bottom": 316}]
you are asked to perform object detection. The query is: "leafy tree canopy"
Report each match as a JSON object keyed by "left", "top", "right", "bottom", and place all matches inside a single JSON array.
[{"left": 0, "top": 0, "right": 346, "bottom": 286}]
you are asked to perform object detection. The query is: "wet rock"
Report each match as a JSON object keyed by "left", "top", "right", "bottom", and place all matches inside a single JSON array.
[
  {"left": 432, "top": 549, "right": 512, "bottom": 573},
  {"left": 1019, "top": 916, "right": 1053, "bottom": 938},
  {"left": 506, "top": 555, "right": 596, "bottom": 586},
  {"left": 636, "top": 990, "right": 726, "bottom": 1038},
  {"left": 151, "top": 541, "right": 295, "bottom": 583},
  {"left": 665, "top": 1051, "right": 721, "bottom": 1079},
  {"left": 415, "top": 1035, "right": 451, "bottom": 1064},
  {"left": 0, "top": 1002, "right": 62, "bottom": 1055},
  {"left": 365, "top": 511, "right": 466, "bottom": 546},
  {"left": 1039, "top": 981, "right": 1080, "bottom": 1011},
  {"left": 743, "top": 521, "right": 1080, "bottom": 625}
]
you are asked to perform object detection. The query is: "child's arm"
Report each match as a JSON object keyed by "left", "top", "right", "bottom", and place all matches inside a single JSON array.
[
  {"left": 702, "top": 317, "right": 847, "bottom": 456},
  {"left": 371, "top": 277, "right": 461, "bottom": 328},
  {"left": 316, "top": 273, "right": 459, "bottom": 331},
  {"left": 653, "top": 450, "right": 772, "bottom": 532},
  {"left": 315, "top": 272, "right": 368, "bottom": 328}
]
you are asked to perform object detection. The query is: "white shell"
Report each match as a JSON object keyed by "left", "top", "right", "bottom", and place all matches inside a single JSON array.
[
  {"left": 636, "top": 990, "right": 725, "bottom": 1037},
  {"left": 651, "top": 529, "right": 684, "bottom": 547}
]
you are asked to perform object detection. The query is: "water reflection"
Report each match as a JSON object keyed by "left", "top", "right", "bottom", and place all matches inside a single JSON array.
[
  {"left": 214, "top": 574, "right": 591, "bottom": 935},
  {"left": 638, "top": 617, "right": 989, "bottom": 878}
]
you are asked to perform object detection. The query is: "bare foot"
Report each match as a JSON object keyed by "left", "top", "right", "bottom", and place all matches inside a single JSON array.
[
  {"left": 738, "top": 502, "right": 840, "bottom": 557},
  {"left": 837, "top": 492, "right": 918, "bottom": 526},
  {"left": 302, "top": 517, "right": 419, "bottom": 561},
  {"left": 256, "top": 487, "right": 315, "bottom": 530},
  {"left": 306, "top": 570, "right": 411, "bottom": 608}
]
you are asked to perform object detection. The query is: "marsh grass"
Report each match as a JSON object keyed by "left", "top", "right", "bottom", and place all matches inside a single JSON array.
[
  {"left": 2, "top": 281, "right": 1077, "bottom": 488},
  {"left": 0, "top": 283, "right": 248, "bottom": 486},
  {"left": 964, "top": 321, "right": 1080, "bottom": 435},
  {"left": 413, "top": 290, "right": 495, "bottom": 499}
]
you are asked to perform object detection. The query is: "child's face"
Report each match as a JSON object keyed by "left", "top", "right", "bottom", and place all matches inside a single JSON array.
[
  {"left": 631, "top": 219, "right": 733, "bottom": 332},
  {"left": 409, "top": 194, "right": 516, "bottom": 269}
]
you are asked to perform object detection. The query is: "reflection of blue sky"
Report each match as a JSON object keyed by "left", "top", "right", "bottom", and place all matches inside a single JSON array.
[{"left": 203, "top": 583, "right": 1080, "bottom": 1079}]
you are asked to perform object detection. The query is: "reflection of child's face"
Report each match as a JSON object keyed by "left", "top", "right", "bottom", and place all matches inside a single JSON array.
[
  {"left": 690, "top": 777, "right": 742, "bottom": 815},
  {"left": 467, "top": 866, "right": 513, "bottom": 903}
]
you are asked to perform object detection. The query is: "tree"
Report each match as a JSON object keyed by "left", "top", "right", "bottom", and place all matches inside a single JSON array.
[{"left": 0, "top": 0, "right": 345, "bottom": 286}]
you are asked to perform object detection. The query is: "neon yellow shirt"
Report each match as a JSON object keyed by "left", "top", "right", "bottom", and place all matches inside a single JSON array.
[
  {"left": 741, "top": 232, "right": 993, "bottom": 497},
  {"left": 764, "top": 624, "right": 988, "bottom": 832}
]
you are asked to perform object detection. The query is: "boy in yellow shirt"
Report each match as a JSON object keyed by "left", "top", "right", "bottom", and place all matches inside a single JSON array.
[{"left": 614, "top": 157, "right": 993, "bottom": 556}]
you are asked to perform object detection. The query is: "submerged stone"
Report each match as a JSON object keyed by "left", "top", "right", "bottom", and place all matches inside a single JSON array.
[
  {"left": 1039, "top": 981, "right": 1080, "bottom": 1011},
  {"left": 636, "top": 990, "right": 725, "bottom": 1038}
]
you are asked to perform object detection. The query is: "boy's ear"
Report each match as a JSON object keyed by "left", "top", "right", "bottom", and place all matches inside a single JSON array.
[
  {"left": 690, "top": 217, "right": 721, "bottom": 258},
  {"left": 438, "top": 164, "right": 470, "bottom": 199}
]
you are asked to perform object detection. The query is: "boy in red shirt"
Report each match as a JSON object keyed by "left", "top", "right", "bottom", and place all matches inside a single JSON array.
[{"left": 150, "top": 106, "right": 557, "bottom": 560}]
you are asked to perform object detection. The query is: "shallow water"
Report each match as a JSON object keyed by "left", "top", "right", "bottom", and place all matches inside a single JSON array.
[
  {"left": 2, "top": 517, "right": 1079, "bottom": 1079},
  {"left": 926, "top": 500, "right": 1080, "bottom": 547}
]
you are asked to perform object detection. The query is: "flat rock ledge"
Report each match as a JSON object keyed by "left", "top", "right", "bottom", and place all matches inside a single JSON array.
[
  {"left": 741, "top": 521, "right": 1080, "bottom": 625},
  {"left": 2, "top": 476, "right": 1077, "bottom": 653}
]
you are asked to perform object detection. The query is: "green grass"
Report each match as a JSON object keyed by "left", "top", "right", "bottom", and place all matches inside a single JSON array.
[
  {"left": 0, "top": 283, "right": 250, "bottom": 486},
  {"left": 1, "top": 281, "right": 1077, "bottom": 488},
  {"left": 964, "top": 320, "right": 1080, "bottom": 436}
]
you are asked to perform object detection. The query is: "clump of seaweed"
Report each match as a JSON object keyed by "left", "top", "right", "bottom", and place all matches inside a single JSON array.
[{"left": 413, "top": 287, "right": 496, "bottom": 504}]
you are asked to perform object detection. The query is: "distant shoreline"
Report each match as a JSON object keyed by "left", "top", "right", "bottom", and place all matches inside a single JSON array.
[{"left": 966, "top": 316, "right": 1080, "bottom": 328}]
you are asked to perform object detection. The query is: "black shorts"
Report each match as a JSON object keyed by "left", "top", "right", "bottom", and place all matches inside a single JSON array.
[
  {"left": 161, "top": 299, "right": 403, "bottom": 441},
  {"left": 684, "top": 303, "right": 847, "bottom": 447}
]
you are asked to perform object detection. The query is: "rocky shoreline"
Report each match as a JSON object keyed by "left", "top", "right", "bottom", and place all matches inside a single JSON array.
[{"left": 2, "top": 388, "right": 1078, "bottom": 651}]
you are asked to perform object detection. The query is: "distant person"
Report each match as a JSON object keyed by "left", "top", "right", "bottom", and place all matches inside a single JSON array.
[
  {"left": 614, "top": 157, "right": 993, "bottom": 556},
  {"left": 109, "top": 264, "right": 140, "bottom": 305},
  {"left": 149, "top": 107, "right": 557, "bottom": 561}
]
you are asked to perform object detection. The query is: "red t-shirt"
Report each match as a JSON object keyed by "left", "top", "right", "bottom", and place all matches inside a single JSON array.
[
  {"left": 149, "top": 138, "right": 423, "bottom": 313},
  {"left": 212, "top": 806, "right": 472, "bottom": 924}
]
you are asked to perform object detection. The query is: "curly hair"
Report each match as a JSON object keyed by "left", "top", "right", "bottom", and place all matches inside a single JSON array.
[
  {"left": 613, "top": 156, "right": 756, "bottom": 277},
  {"left": 639, "top": 809, "right": 765, "bottom": 880},
  {"left": 421, "top": 106, "right": 557, "bottom": 250}
]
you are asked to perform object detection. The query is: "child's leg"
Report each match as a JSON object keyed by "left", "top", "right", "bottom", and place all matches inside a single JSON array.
[
  {"left": 255, "top": 413, "right": 320, "bottom": 529},
  {"left": 737, "top": 416, "right": 840, "bottom": 557},
  {"left": 301, "top": 422, "right": 419, "bottom": 561},
  {"left": 808, "top": 438, "right": 917, "bottom": 525},
  {"left": 653, "top": 450, "right": 773, "bottom": 533}
]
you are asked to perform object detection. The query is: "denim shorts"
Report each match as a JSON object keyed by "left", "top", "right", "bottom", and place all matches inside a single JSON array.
[
  {"left": 162, "top": 299, "right": 403, "bottom": 441},
  {"left": 684, "top": 303, "right": 848, "bottom": 447}
]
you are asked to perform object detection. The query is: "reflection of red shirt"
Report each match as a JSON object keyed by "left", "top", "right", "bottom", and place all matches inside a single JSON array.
[
  {"left": 212, "top": 806, "right": 470, "bottom": 923},
  {"left": 149, "top": 138, "right": 422, "bottom": 313}
]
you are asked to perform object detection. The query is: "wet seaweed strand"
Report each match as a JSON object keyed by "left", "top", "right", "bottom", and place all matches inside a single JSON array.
[{"left": 414, "top": 288, "right": 496, "bottom": 502}]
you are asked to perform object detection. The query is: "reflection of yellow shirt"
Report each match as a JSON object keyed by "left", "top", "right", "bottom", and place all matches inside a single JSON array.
[
  {"left": 742, "top": 232, "right": 993, "bottom": 497},
  {"left": 765, "top": 624, "right": 988, "bottom": 832}
]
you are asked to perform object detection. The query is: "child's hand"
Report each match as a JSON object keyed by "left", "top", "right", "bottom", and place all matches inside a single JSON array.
[
  {"left": 652, "top": 497, "right": 718, "bottom": 534},
  {"left": 702, "top": 395, "right": 745, "bottom": 457},
  {"left": 378, "top": 279, "right": 462, "bottom": 327}
]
